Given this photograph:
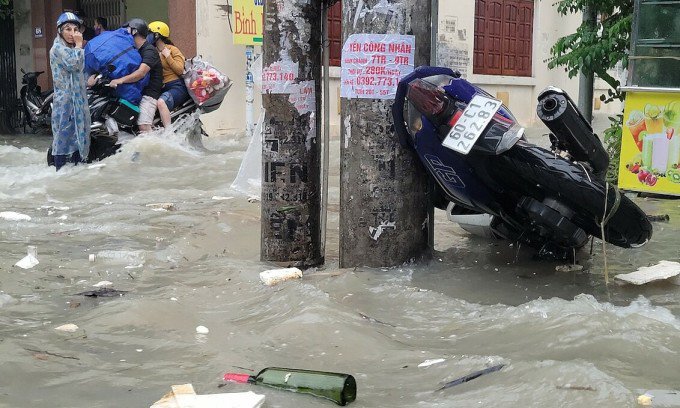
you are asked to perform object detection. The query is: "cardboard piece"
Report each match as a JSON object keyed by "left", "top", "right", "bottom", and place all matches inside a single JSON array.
[{"left": 150, "top": 384, "right": 265, "bottom": 408}]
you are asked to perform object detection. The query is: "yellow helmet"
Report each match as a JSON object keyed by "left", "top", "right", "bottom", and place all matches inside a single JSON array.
[{"left": 149, "top": 21, "right": 170, "bottom": 38}]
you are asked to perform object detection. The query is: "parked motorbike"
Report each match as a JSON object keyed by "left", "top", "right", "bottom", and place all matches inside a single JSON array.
[
  {"left": 393, "top": 67, "right": 652, "bottom": 259},
  {"left": 46, "top": 74, "right": 231, "bottom": 165},
  {"left": 19, "top": 69, "right": 53, "bottom": 132}
]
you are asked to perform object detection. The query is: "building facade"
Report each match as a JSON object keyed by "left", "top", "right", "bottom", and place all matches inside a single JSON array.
[{"left": 6, "top": 0, "right": 622, "bottom": 136}]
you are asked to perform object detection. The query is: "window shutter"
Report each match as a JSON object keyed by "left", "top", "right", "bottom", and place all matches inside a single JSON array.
[
  {"left": 474, "top": 0, "right": 533, "bottom": 76},
  {"left": 328, "top": 2, "right": 342, "bottom": 67}
]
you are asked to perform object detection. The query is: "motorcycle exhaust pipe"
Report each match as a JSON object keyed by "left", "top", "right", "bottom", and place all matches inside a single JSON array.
[{"left": 536, "top": 87, "right": 609, "bottom": 179}]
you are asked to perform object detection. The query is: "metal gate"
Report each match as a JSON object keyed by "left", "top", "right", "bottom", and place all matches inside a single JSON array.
[
  {"left": 0, "top": 0, "right": 18, "bottom": 133},
  {"left": 79, "top": 0, "right": 126, "bottom": 30}
]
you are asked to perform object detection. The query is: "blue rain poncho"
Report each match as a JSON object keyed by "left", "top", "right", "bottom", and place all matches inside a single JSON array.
[{"left": 49, "top": 36, "right": 91, "bottom": 160}]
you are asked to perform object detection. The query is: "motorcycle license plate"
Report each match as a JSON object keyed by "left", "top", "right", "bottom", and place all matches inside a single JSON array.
[{"left": 442, "top": 95, "right": 502, "bottom": 155}]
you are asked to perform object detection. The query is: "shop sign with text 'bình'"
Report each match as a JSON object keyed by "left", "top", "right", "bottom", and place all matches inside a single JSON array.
[
  {"left": 341, "top": 34, "right": 415, "bottom": 100},
  {"left": 232, "top": 0, "right": 264, "bottom": 45}
]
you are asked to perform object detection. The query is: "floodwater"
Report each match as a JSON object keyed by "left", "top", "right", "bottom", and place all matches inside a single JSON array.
[{"left": 1, "top": 123, "right": 679, "bottom": 408}]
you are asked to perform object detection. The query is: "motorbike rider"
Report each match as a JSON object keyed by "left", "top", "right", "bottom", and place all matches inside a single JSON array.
[
  {"left": 148, "top": 21, "right": 191, "bottom": 129},
  {"left": 49, "top": 12, "right": 91, "bottom": 170},
  {"left": 109, "top": 19, "right": 163, "bottom": 133},
  {"left": 94, "top": 17, "right": 108, "bottom": 36}
]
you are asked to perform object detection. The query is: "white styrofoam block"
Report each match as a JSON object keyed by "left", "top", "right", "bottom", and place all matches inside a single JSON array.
[
  {"left": 259, "top": 267, "right": 303, "bottom": 286},
  {"left": 615, "top": 261, "right": 680, "bottom": 285}
]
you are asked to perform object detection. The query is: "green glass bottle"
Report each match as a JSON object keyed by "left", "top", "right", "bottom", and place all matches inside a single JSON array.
[{"left": 224, "top": 367, "right": 357, "bottom": 406}]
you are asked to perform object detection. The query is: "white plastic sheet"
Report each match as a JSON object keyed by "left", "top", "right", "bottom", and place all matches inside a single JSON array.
[{"left": 231, "top": 109, "right": 263, "bottom": 197}]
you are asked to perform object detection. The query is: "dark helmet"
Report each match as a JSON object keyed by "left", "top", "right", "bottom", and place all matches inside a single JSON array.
[{"left": 122, "top": 18, "right": 149, "bottom": 37}]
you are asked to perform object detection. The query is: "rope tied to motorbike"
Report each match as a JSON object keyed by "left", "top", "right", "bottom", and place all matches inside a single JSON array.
[{"left": 599, "top": 181, "right": 622, "bottom": 284}]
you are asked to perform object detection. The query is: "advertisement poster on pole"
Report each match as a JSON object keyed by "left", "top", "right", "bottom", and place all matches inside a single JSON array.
[
  {"left": 232, "top": 0, "right": 264, "bottom": 46},
  {"left": 618, "top": 91, "right": 680, "bottom": 196},
  {"left": 340, "top": 34, "right": 416, "bottom": 100}
]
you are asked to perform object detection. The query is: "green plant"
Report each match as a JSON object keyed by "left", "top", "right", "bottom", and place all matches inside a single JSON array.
[
  {"left": 0, "top": 0, "right": 11, "bottom": 20},
  {"left": 548, "top": 0, "right": 634, "bottom": 182},
  {"left": 603, "top": 114, "right": 623, "bottom": 184}
]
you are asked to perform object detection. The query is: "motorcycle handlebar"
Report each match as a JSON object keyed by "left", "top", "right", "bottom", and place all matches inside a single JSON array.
[{"left": 392, "top": 66, "right": 458, "bottom": 147}]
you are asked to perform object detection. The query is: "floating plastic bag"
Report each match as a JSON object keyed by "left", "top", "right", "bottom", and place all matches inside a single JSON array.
[
  {"left": 230, "top": 109, "right": 263, "bottom": 197},
  {"left": 15, "top": 246, "right": 39, "bottom": 269},
  {"left": 183, "top": 56, "right": 233, "bottom": 112}
]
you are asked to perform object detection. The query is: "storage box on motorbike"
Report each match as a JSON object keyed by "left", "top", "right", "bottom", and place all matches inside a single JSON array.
[{"left": 108, "top": 98, "right": 140, "bottom": 127}]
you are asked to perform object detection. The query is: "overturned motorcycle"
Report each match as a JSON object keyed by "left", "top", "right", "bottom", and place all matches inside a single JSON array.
[{"left": 393, "top": 67, "right": 652, "bottom": 259}]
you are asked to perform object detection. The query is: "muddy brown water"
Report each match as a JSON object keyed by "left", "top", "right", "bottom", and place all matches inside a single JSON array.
[{"left": 1, "top": 127, "right": 679, "bottom": 407}]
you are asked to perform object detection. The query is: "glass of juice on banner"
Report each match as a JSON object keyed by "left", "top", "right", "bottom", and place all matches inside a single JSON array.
[
  {"left": 626, "top": 110, "right": 646, "bottom": 150},
  {"left": 668, "top": 132, "right": 680, "bottom": 172},
  {"left": 644, "top": 104, "right": 664, "bottom": 134},
  {"left": 644, "top": 133, "right": 670, "bottom": 174},
  {"left": 642, "top": 132, "right": 653, "bottom": 168}
]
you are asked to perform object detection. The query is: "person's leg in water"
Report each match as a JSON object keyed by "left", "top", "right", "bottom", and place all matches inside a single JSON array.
[
  {"left": 53, "top": 150, "right": 82, "bottom": 171},
  {"left": 158, "top": 81, "right": 188, "bottom": 130},
  {"left": 137, "top": 95, "right": 158, "bottom": 134},
  {"left": 157, "top": 97, "right": 172, "bottom": 129},
  {"left": 54, "top": 155, "right": 68, "bottom": 171}
]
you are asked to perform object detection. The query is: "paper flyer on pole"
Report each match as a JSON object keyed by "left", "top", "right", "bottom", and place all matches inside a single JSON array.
[{"left": 340, "top": 34, "right": 416, "bottom": 100}]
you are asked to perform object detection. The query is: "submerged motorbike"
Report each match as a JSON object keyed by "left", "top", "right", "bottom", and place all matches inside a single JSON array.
[
  {"left": 46, "top": 75, "right": 231, "bottom": 165},
  {"left": 19, "top": 69, "right": 53, "bottom": 132},
  {"left": 393, "top": 67, "right": 652, "bottom": 259}
]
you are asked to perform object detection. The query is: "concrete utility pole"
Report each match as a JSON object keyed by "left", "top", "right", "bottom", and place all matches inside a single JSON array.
[
  {"left": 260, "top": 0, "right": 323, "bottom": 267},
  {"left": 578, "top": 5, "right": 597, "bottom": 123},
  {"left": 339, "top": 0, "right": 432, "bottom": 268}
]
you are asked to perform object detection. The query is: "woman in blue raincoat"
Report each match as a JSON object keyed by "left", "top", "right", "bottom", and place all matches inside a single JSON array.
[{"left": 49, "top": 12, "right": 91, "bottom": 170}]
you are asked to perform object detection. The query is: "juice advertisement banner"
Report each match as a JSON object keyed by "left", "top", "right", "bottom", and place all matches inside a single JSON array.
[{"left": 618, "top": 91, "right": 680, "bottom": 195}]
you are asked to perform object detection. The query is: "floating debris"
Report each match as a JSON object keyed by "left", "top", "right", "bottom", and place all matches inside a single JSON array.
[
  {"left": 92, "top": 281, "right": 114, "bottom": 288},
  {"left": 419, "top": 358, "right": 446, "bottom": 368},
  {"left": 212, "top": 196, "right": 235, "bottom": 201},
  {"left": 259, "top": 267, "right": 303, "bottom": 286},
  {"left": 195, "top": 326, "right": 210, "bottom": 334},
  {"left": 437, "top": 364, "right": 505, "bottom": 391},
  {"left": 15, "top": 246, "right": 39, "bottom": 269},
  {"left": 556, "top": 264, "right": 584, "bottom": 273},
  {"left": 636, "top": 390, "right": 680, "bottom": 406},
  {"left": 615, "top": 261, "right": 680, "bottom": 285},
  {"left": 75, "top": 288, "right": 128, "bottom": 297},
  {"left": 55, "top": 323, "right": 79, "bottom": 333},
  {"left": 150, "top": 383, "right": 265, "bottom": 408},
  {"left": 1, "top": 211, "right": 31, "bottom": 221},
  {"left": 146, "top": 203, "right": 176, "bottom": 211},
  {"left": 556, "top": 384, "right": 596, "bottom": 392}
]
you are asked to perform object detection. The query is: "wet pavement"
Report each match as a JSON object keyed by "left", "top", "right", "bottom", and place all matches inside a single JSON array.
[{"left": 1, "top": 121, "right": 679, "bottom": 407}]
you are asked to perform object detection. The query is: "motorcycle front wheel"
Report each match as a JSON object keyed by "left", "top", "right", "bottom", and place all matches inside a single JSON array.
[{"left": 489, "top": 141, "right": 652, "bottom": 248}]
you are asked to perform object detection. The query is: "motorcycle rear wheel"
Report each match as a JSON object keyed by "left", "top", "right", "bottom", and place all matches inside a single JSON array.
[{"left": 490, "top": 142, "right": 652, "bottom": 248}]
